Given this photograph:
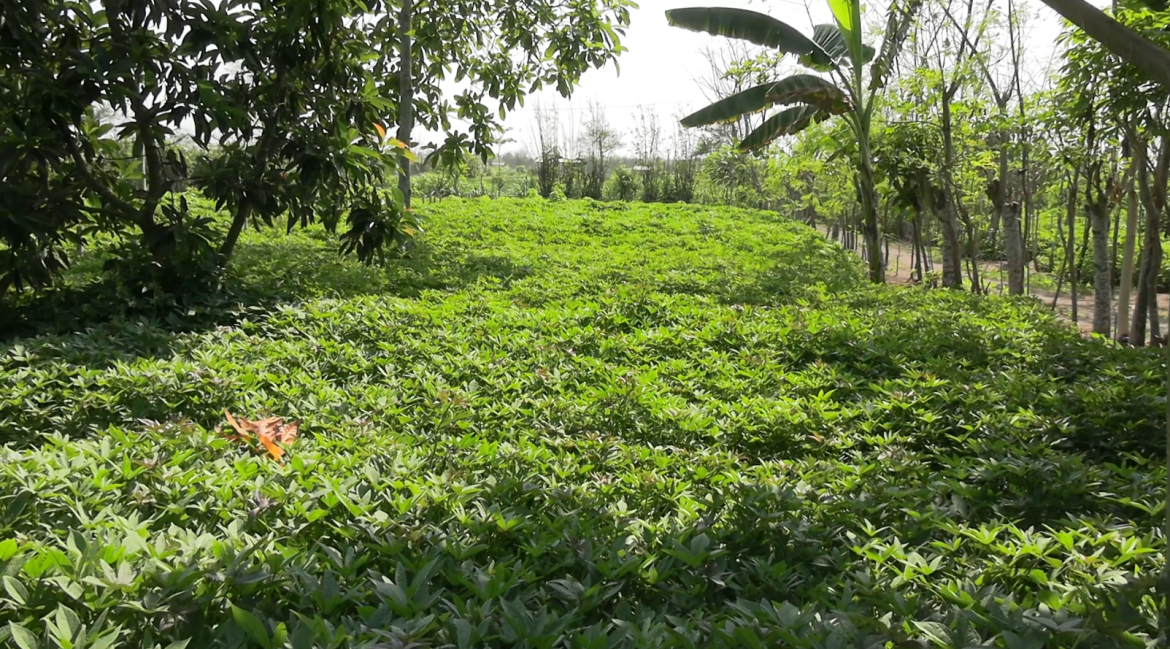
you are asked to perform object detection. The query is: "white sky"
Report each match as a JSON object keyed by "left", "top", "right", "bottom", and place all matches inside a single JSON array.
[{"left": 490, "top": 0, "right": 1106, "bottom": 156}]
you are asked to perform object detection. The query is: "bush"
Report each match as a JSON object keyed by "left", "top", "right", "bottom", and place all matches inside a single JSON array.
[{"left": 606, "top": 166, "right": 640, "bottom": 201}]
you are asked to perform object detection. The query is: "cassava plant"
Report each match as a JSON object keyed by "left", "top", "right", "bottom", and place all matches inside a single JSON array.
[{"left": 666, "top": 0, "right": 923, "bottom": 283}]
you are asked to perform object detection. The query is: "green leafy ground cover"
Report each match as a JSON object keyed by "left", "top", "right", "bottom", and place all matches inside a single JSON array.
[{"left": 0, "top": 197, "right": 1166, "bottom": 648}]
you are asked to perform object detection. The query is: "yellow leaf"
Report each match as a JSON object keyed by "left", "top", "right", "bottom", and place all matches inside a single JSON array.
[{"left": 373, "top": 123, "right": 387, "bottom": 139}]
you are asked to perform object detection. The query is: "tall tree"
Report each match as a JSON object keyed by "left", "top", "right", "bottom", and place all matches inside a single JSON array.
[
  {"left": 379, "top": 0, "right": 633, "bottom": 172},
  {"left": 0, "top": 0, "right": 412, "bottom": 297},
  {"left": 667, "top": 0, "right": 923, "bottom": 283},
  {"left": 397, "top": 0, "right": 415, "bottom": 208}
]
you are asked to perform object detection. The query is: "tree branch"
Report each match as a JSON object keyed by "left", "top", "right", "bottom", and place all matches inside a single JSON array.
[{"left": 1037, "top": 0, "right": 1170, "bottom": 89}]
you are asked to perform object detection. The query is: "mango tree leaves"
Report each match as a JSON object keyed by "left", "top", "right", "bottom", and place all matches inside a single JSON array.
[{"left": 387, "top": 0, "right": 633, "bottom": 163}]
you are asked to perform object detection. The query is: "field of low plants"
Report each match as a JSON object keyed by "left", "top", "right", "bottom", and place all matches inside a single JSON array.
[{"left": 1, "top": 196, "right": 1167, "bottom": 648}]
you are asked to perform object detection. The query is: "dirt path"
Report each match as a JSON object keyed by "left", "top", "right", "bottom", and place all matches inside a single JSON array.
[{"left": 816, "top": 225, "right": 1170, "bottom": 336}]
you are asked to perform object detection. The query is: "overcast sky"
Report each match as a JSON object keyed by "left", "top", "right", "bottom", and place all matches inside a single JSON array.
[{"left": 490, "top": 0, "right": 1101, "bottom": 156}]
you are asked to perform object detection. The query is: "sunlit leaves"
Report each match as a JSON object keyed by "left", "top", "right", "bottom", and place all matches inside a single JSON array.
[
  {"left": 827, "top": 0, "right": 864, "bottom": 64},
  {"left": 0, "top": 196, "right": 1164, "bottom": 647}
]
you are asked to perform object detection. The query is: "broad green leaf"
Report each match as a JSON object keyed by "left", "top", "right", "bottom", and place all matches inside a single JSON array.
[
  {"left": 681, "top": 75, "right": 847, "bottom": 127},
  {"left": 799, "top": 24, "right": 876, "bottom": 69},
  {"left": 2, "top": 576, "right": 27, "bottom": 604},
  {"left": 764, "top": 74, "right": 851, "bottom": 113},
  {"left": 8, "top": 623, "right": 38, "bottom": 649},
  {"left": 680, "top": 83, "right": 783, "bottom": 127},
  {"left": 827, "top": 0, "right": 855, "bottom": 33},
  {"left": 737, "top": 104, "right": 828, "bottom": 151},
  {"left": 665, "top": 7, "right": 828, "bottom": 59},
  {"left": 825, "top": 0, "right": 864, "bottom": 63},
  {"left": 231, "top": 604, "right": 271, "bottom": 649}
]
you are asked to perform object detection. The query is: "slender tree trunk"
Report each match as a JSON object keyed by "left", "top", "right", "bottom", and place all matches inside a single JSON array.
[
  {"left": 858, "top": 149, "right": 883, "bottom": 283},
  {"left": 397, "top": 0, "right": 415, "bottom": 209},
  {"left": 959, "top": 201, "right": 982, "bottom": 293},
  {"left": 217, "top": 203, "right": 252, "bottom": 268},
  {"left": 914, "top": 206, "right": 926, "bottom": 282},
  {"left": 989, "top": 143, "right": 1010, "bottom": 255},
  {"left": 938, "top": 95, "right": 964, "bottom": 290},
  {"left": 1067, "top": 170, "right": 1080, "bottom": 324},
  {"left": 1119, "top": 157, "right": 1140, "bottom": 340},
  {"left": 1089, "top": 188, "right": 1112, "bottom": 336},
  {"left": 1149, "top": 243, "right": 1162, "bottom": 341},
  {"left": 1134, "top": 139, "right": 1167, "bottom": 345},
  {"left": 1003, "top": 202, "right": 1025, "bottom": 295},
  {"left": 1133, "top": 231, "right": 1153, "bottom": 345}
]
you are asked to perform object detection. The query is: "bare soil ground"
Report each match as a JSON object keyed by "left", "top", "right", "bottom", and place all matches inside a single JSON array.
[{"left": 815, "top": 225, "right": 1170, "bottom": 336}]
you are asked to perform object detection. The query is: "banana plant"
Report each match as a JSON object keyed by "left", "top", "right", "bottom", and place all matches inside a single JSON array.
[{"left": 667, "top": 0, "right": 921, "bottom": 283}]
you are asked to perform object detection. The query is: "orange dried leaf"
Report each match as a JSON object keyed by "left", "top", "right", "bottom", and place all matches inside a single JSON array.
[
  {"left": 224, "top": 409, "right": 249, "bottom": 438},
  {"left": 222, "top": 410, "right": 299, "bottom": 463},
  {"left": 275, "top": 420, "right": 299, "bottom": 444},
  {"left": 373, "top": 122, "right": 387, "bottom": 139},
  {"left": 257, "top": 434, "right": 285, "bottom": 462}
]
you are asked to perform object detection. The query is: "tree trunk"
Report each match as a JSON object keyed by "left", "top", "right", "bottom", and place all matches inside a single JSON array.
[
  {"left": 1149, "top": 243, "right": 1162, "bottom": 341},
  {"left": 1134, "top": 139, "right": 1168, "bottom": 345},
  {"left": 1118, "top": 157, "right": 1140, "bottom": 340},
  {"left": 938, "top": 93, "right": 964, "bottom": 290},
  {"left": 1089, "top": 195, "right": 1112, "bottom": 336},
  {"left": 1067, "top": 171, "right": 1080, "bottom": 324},
  {"left": 858, "top": 147, "right": 883, "bottom": 283},
  {"left": 988, "top": 144, "right": 1010, "bottom": 256},
  {"left": 217, "top": 203, "right": 252, "bottom": 269},
  {"left": 397, "top": 0, "right": 415, "bottom": 209},
  {"left": 1003, "top": 202, "right": 1025, "bottom": 295},
  {"left": 959, "top": 200, "right": 982, "bottom": 293}
]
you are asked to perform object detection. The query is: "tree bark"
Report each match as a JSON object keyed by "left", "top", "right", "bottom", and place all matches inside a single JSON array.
[
  {"left": 1067, "top": 170, "right": 1080, "bottom": 324},
  {"left": 1088, "top": 172, "right": 1112, "bottom": 336},
  {"left": 857, "top": 144, "right": 884, "bottom": 283},
  {"left": 397, "top": 0, "right": 415, "bottom": 209},
  {"left": 1134, "top": 138, "right": 1170, "bottom": 345},
  {"left": 217, "top": 203, "right": 252, "bottom": 268},
  {"left": 1003, "top": 202, "right": 1025, "bottom": 295},
  {"left": 937, "top": 90, "right": 964, "bottom": 290},
  {"left": 1119, "top": 155, "right": 1140, "bottom": 340}
]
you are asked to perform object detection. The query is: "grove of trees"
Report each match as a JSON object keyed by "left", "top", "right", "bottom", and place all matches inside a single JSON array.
[{"left": 0, "top": 0, "right": 632, "bottom": 299}]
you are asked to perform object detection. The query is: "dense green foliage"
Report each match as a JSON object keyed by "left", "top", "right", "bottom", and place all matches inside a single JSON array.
[
  {"left": 0, "top": 0, "right": 415, "bottom": 297},
  {"left": 1, "top": 197, "right": 1165, "bottom": 648}
]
